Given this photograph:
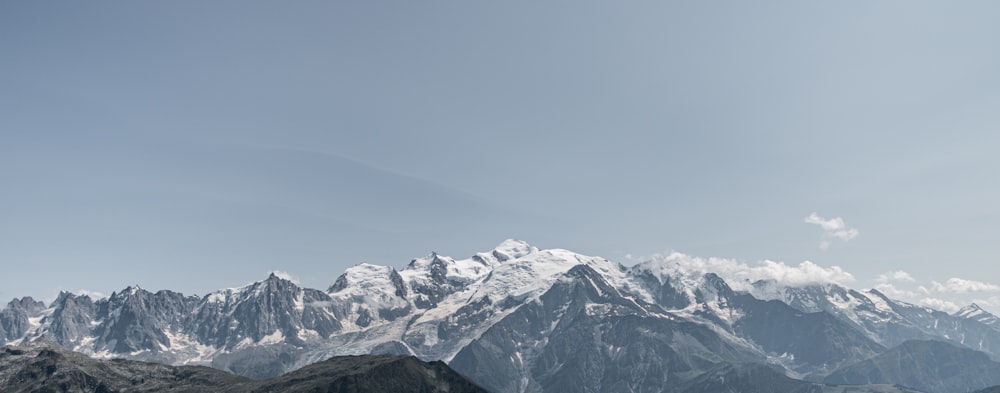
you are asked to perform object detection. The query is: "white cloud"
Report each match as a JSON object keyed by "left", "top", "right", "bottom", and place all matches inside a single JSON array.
[
  {"left": 874, "top": 283, "right": 917, "bottom": 298},
  {"left": 645, "top": 252, "right": 855, "bottom": 292},
  {"left": 632, "top": 251, "right": 1000, "bottom": 315},
  {"left": 269, "top": 270, "right": 301, "bottom": 284},
  {"left": 918, "top": 297, "right": 961, "bottom": 313},
  {"left": 872, "top": 271, "right": 920, "bottom": 298},
  {"left": 804, "top": 212, "right": 859, "bottom": 250},
  {"left": 875, "top": 270, "right": 916, "bottom": 284},
  {"left": 75, "top": 289, "right": 108, "bottom": 299},
  {"left": 930, "top": 277, "right": 1000, "bottom": 294}
]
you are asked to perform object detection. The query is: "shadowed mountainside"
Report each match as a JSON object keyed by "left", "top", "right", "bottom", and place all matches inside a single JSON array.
[
  {"left": 0, "top": 342, "right": 488, "bottom": 393},
  {"left": 824, "top": 340, "right": 1000, "bottom": 393}
]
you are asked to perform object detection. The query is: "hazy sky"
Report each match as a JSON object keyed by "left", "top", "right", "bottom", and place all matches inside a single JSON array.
[{"left": 2, "top": 1, "right": 998, "bottom": 312}]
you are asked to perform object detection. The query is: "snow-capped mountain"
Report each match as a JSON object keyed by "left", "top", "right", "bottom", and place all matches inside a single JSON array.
[
  {"left": 955, "top": 303, "right": 1000, "bottom": 330},
  {"left": 3, "top": 239, "right": 1000, "bottom": 393},
  {"left": 748, "top": 280, "right": 1000, "bottom": 358}
]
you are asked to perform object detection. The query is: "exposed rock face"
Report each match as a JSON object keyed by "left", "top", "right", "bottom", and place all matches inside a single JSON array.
[
  {"left": 44, "top": 293, "right": 97, "bottom": 347},
  {"left": 0, "top": 297, "right": 45, "bottom": 342},
  {"left": 92, "top": 287, "right": 199, "bottom": 353},
  {"left": 189, "top": 273, "right": 342, "bottom": 349}
]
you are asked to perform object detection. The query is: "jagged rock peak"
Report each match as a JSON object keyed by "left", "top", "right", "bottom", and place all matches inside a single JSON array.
[
  {"left": 265, "top": 272, "right": 297, "bottom": 283},
  {"left": 110, "top": 285, "right": 146, "bottom": 299},
  {"left": 6, "top": 297, "right": 45, "bottom": 312},
  {"left": 255, "top": 272, "right": 299, "bottom": 287},
  {"left": 52, "top": 291, "right": 93, "bottom": 305}
]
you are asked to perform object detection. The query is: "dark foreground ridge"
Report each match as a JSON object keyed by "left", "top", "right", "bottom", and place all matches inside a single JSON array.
[{"left": 0, "top": 342, "right": 488, "bottom": 393}]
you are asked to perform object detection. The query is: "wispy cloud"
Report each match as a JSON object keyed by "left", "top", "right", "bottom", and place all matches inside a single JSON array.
[
  {"left": 930, "top": 277, "right": 1000, "bottom": 294},
  {"left": 804, "top": 213, "right": 859, "bottom": 250}
]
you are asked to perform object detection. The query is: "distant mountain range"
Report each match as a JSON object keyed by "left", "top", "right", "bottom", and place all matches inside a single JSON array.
[{"left": 4, "top": 240, "right": 1000, "bottom": 392}]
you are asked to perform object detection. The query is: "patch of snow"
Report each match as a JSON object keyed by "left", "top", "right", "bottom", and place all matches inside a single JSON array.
[{"left": 258, "top": 330, "right": 285, "bottom": 345}]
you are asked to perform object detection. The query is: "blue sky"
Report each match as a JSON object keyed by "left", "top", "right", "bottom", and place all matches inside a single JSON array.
[{"left": 2, "top": 1, "right": 999, "bottom": 311}]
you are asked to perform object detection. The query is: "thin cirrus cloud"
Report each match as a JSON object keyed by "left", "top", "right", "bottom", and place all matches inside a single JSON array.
[{"left": 804, "top": 213, "right": 859, "bottom": 250}]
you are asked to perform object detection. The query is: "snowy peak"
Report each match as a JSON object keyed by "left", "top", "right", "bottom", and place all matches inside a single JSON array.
[
  {"left": 750, "top": 280, "right": 860, "bottom": 313},
  {"left": 955, "top": 303, "right": 1000, "bottom": 328},
  {"left": 398, "top": 244, "right": 529, "bottom": 310},
  {"left": 405, "top": 251, "right": 491, "bottom": 286},
  {"left": 956, "top": 303, "right": 989, "bottom": 318},
  {"left": 485, "top": 239, "right": 538, "bottom": 262},
  {"left": 329, "top": 263, "right": 404, "bottom": 296},
  {"left": 204, "top": 273, "right": 301, "bottom": 305},
  {"left": 631, "top": 258, "right": 739, "bottom": 313},
  {"left": 327, "top": 263, "right": 410, "bottom": 329}
]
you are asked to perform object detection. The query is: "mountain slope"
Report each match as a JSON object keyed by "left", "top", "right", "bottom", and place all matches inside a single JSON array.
[
  {"left": 824, "top": 339, "right": 1000, "bottom": 393},
  {"left": 0, "top": 342, "right": 487, "bottom": 393},
  {"left": 751, "top": 282, "right": 1000, "bottom": 360},
  {"left": 450, "top": 264, "right": 758, "bottom": 393},
  {"left": 678, "top": 362, "right": 922, "bottom": 393},
  {"left": 632, "top": 265, "right": 884, "bottom": 376},
  {"left": 729, "top": 293, "right": 885, "bottom": 376},
  {"left": 0, "top": 342, "right": 247, "bottom": 393},
  {"left": 250, "top": 354, "right": 488, "bottom": 393}
]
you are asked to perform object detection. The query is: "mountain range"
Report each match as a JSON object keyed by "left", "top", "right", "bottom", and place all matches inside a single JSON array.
[{"left": 3, "top": 240, "right": 1000, "bottom": 393}]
